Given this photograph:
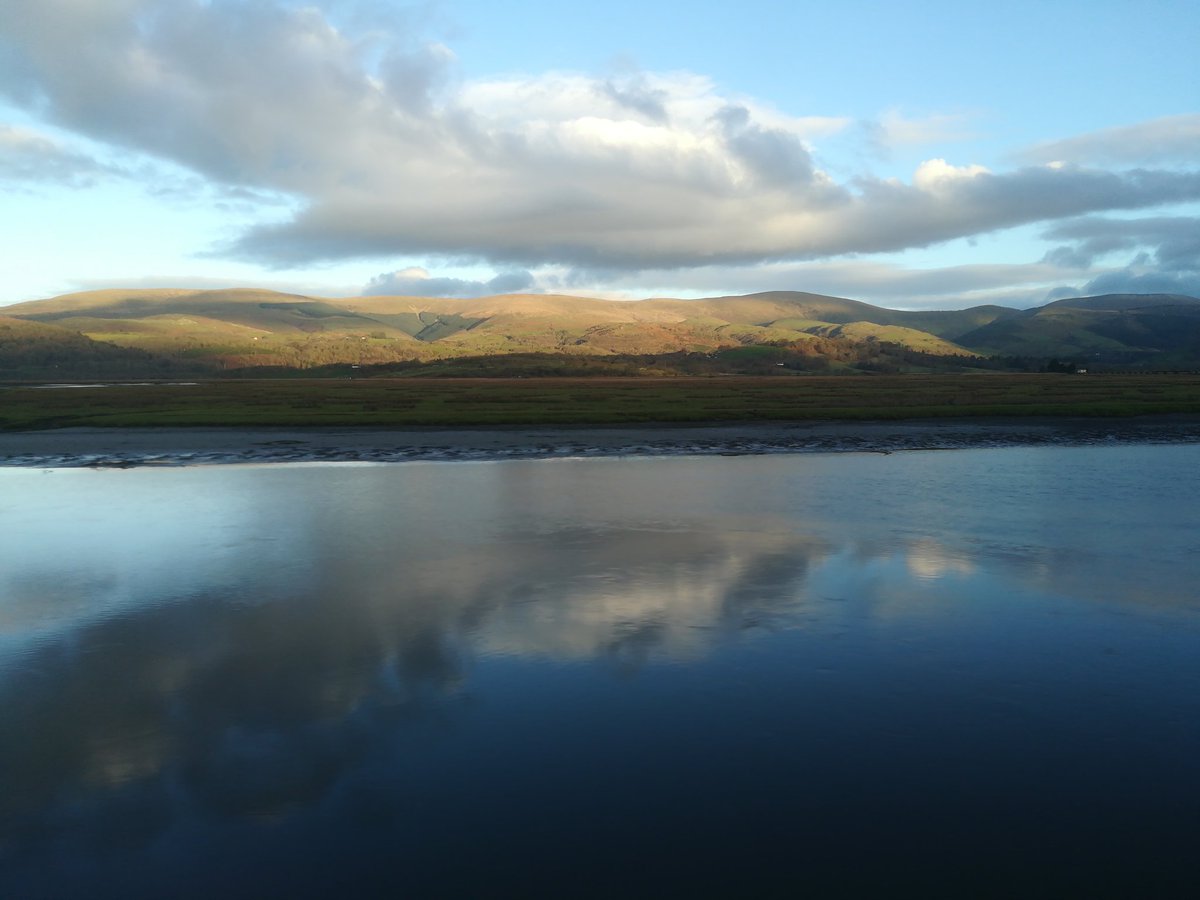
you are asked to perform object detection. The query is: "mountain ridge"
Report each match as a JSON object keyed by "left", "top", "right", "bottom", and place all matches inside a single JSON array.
[{"left": 3, "top": 289, "right": 1199, "bottom": 376}]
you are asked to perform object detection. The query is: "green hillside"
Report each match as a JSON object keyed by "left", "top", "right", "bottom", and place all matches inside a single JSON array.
[
  {"left": 1042, "top": 293, "right": 1200, "bottom": 314},
  {"left": 897, "top": 305, "right": 1021, "bottom": 340},
  {"left": 956, "top": 294, "right": 1200, "bottom": 366},
  {"left": 3, "top": 288, "right": 1198, "bottom": 377},
  {"left": 793, "top": 321, "right": 971, "bottom": 355},
  {"left": 0, "top": 316, "right": 190, "bottom": 378},
  {"left": 653, "top": 292, "right": 1017, "bottom": 339},
  {"left": 6, "top": 288, "right": 975, "bottom": 371}
]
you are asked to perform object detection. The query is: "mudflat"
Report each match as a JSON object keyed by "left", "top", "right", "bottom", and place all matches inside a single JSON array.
[{"left": 3, "top": 416, "right": 1199, "bottom": 466}]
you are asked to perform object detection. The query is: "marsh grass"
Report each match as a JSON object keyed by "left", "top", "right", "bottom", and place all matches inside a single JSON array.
[{"left": 3, "top": 374, "right": 1200, "bottom": 430}]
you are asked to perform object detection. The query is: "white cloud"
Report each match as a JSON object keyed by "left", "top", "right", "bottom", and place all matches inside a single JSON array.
[
  {"left": 911, "top": 158, "right": 990, "bottom": 191},
  {"left": 1, "top": 0, "right": 1197, "bottom": 281}
]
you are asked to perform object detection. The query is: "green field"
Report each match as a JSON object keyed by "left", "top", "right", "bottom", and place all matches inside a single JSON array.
[{"left": 4, "top": 374, "right": 1200, "bottom": 430}]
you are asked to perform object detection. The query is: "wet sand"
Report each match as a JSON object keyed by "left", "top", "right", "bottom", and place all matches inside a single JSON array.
[{"left": 3, "top": 415, "right": 1199, "bottom": 466}]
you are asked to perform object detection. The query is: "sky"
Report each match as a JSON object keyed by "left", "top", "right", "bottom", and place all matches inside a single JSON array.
[{"left": 1, "top": 0, "right": 1197, "bottom": 309}]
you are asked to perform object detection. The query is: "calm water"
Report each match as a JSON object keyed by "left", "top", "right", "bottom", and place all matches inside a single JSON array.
[{"left": 2, "top": 446, "right": 1199, "bottom": 898}]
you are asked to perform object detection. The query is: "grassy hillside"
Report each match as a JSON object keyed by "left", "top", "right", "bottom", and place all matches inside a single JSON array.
[
  {"left": 897, "top": 305, "right": 1021, "bottom": 340},
  {"left": 0, "top": 316, "right": 193, "bottom": 378},
  {"left": 4, "top": 288, "right": 1199, "bottom": 378},
  {"left": 7, "top": 288, "right": 982, "bottom": 372},
  {"left": 1042, "top": 293, "right": 1200, "bottom": 314},
  {"left": 649, "top": 292, "right": 1017, "bottom": 339},
  {"left": 956, "top": 294, "right": 1200, "bottom": 366},
  {"left": 797, "top": 321, "right": 971, "bottom": 355}
]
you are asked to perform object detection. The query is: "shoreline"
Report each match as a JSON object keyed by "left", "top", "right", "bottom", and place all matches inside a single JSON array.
[{"left": 3, "top": 414, "right": 1200, "bottom": 467}]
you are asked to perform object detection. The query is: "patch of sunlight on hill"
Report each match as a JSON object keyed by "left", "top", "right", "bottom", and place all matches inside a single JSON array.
[{"left": 813, "top": 322, "right": 973, "bottom": 355}]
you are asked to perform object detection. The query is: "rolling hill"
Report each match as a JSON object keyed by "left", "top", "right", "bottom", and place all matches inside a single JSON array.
[
  {"left": 956, "top": 294, "right": 1200, "bottom": 367},
  {"left": 2, "top": 288, "right": 1198, "bottom": 376},
  {"left": 0, "top": 316, "right": 187, "bottom": 378}
]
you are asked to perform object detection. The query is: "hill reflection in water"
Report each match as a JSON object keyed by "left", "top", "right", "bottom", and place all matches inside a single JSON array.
[{"left": 2, "top": 447, "right": 1199, "bottom": 898}]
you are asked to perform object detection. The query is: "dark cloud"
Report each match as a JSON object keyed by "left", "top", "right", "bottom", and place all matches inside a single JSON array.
[
  {"left": 600, "top": 77, "right": 669, "bottom": 124},
  {"left": 1041, "top": 216, "right": 1200, "bottom": 271},
  {"left": 1043, "top": 215, "right": 1200, "bottom": 297},
  {"left": 378, "top": 41, "right": 456, "bottom": 114},
  {"left": 1041, "top": 245, "right": 1096, "bottom": 269},
  {"left": 363, "top": 267, "right": 535, "bottom": 297},
  {"left": 1082, "top": 269, "right": 1200, "bottom": 298},
  {"left": 714, "top": 104, "right": 823, "bottom": 188}
]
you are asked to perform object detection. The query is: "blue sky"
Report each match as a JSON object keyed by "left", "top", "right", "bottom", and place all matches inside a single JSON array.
[{"left": 1, "top": 0, "right": 1197, "bottom": 308}]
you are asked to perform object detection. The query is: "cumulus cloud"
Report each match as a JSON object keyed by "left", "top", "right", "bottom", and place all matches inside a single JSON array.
[
  {"left": 362, "top": 267, "right": 535, "bottom": 297},
  {"left": 910, "top": 158, "right": 990, "bottom": 190},
  {"left": 2, "top": 0, "right": 1198, "bottom": 278},
  {"left": 1019, "top": 114, "right": 1200, "bottom": 166}
]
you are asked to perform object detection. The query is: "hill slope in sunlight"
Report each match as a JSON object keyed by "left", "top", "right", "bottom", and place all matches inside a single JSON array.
[{"left": 4, "top": 289, "right": 1198, "bottom": 375}]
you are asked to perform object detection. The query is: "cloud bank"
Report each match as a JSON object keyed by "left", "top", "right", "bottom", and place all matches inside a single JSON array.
[
  {"left": 0, "top": 0, "right": 1197, "bottom": 293},
  {"left": 1042, "top": 214, "right": 1200, "bottom": 298}
]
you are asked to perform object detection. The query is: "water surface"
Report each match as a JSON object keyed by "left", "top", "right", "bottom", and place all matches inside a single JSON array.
[{"left": 2, "top": 446, "right": 1199, "bottom": 897}]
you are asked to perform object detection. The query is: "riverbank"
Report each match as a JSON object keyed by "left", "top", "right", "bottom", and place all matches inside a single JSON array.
[{"left": 3, "top": 415, "right": 1199, "bottom": 466}]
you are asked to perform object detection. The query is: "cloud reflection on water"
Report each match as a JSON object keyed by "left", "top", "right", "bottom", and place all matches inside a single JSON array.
[
  {"left": 1, "top": 446, "right": 1198, "bottom": 888},
  {"left": 0, "top": 512, "right": 832, "bottom": 842}
]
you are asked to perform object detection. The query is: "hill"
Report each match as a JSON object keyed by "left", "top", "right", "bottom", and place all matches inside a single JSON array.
[
  {"left": 638, "top": 292, "right": 1019, "bottom": 341},
  {"left": 0, "top": 316, "right": 191, "bottom": 378},
  {"left": 3, "top": 288, "right": 985, "bottom": 372},
  {"left": 956, "top": 294, "right": 1200, "bottom": 367},
  {"left": 3, "top": 288, "right": 1198, "bottom": 377}
]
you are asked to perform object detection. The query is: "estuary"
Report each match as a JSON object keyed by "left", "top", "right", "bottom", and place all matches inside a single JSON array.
[{"left": 2, "top": 445, "right": 1198, "bottom": 897}]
